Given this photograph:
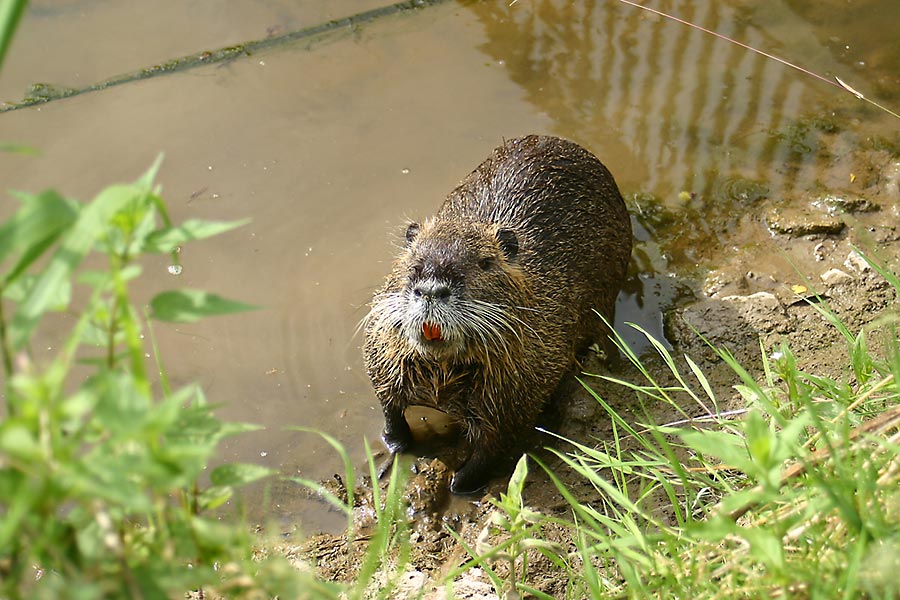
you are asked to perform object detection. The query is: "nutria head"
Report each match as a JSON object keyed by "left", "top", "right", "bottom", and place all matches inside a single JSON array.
[{"left": 366, "top": 218, "right": 526, "bottom": 363}]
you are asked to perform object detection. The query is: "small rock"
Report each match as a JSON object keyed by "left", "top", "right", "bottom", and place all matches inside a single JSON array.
[
  {"left": 443, "top": 568, "right": 500, "bottom": 600},
  {"left": 844, "top": 250, "right": 873, "bottom": 273},
  {"left": 820, "top": 268, "right": 854, "bottom": 287},
  {"left": 680, "top": 292, "right": 790, "bottom": 343},
  {"left": 816, "top": 194, "right": 878, "bottom": 214},
  {"left": 765, "top": 207, "right": 845, "bottom": 237},
  {"left": 813, "top": 241, "right": 835, "bottom": 261},
  {"left": 396, "top": 570, "right": 428, "bottom": 597},
  {"left": 721, "top": 292, "right": 788, "bottom": 333}
]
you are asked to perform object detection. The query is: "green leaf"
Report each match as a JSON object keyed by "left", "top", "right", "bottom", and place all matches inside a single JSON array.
[
  {"left": 209, "top": 463, "right": 275, "bottom": 487},
  {"left": 0, "top": 189, "right": 79, "bottom": 284},
  {"left": 506, "top": 454, "right": 529, "bottom": 509},
  {"left": 2, "top": 272, "right": 71, "bottom": 310},
  {"left": 741, "top": 526, "right": 785, "bottom": 571},
  {"left": 135, "top": 154, "right": 164, "bottom": 189},
  {"left": 198, "top": 485, "right": 234, "bottom": 511},
  {"left": 149, "top": 289, "right": 258, "bottom": 322},
  {"left": 8, "top": 182, "right": 147, "bottom": 350},
  {"left": 0, "top": 0, "right": 26, "bottom": 68},
  {"left": 0, "top": 143, "right": 39, "bottom": 155},
  {"left": 143, "top": 218, "right": 251, "bottom": 253},
  {"left": 0, "top": 423, "right": 41, "bottom": 461},
  {"left": 88, "top": 371, "right": 152, "bottom": 433},
  {"left": 744, "top": 410, "right": 773, "bottom": 468},
  {"left": 679, "top": 428, "right": 751, "bottom": 472}
]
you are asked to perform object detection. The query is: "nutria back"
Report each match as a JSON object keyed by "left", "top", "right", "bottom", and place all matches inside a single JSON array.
[{"left": 364, "top": 135, "right": 632, "bottom": 494}]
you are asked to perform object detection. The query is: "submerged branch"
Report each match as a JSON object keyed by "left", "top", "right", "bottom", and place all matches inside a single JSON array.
[{"left": 0, "top": 0, "right": 448, "bottom": 114}]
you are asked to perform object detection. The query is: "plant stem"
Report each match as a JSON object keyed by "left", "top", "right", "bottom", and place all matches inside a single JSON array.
[
  {"left": 106, "top": 292, "right": 120, "bottom": 370},
  {"left": 0, "top": 288, "right": 14, "bottom": 386}
]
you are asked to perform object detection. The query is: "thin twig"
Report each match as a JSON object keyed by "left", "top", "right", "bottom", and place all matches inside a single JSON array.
[{"left": 616, "top": 0, "right": 900, "bottom": 121}]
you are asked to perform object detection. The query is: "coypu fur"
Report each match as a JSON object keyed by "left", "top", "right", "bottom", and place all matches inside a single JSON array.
[{"left": 363, "top": 135, "right": 632, "bottom": 494}]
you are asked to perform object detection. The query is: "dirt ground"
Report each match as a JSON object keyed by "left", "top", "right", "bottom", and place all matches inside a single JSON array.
[{"left": 284, "top": 141, "right": 900, "bottom": 598}]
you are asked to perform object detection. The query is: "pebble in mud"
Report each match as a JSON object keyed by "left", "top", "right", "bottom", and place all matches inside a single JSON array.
[
  {"left": 820, "top": 268, "right": 854, "bottom": 287},
  {"left": 765, "top": 205, "right": 846, "bottom": 237},
  {"left": 844, "top": 250, "right": 874, "bottom": 274}
]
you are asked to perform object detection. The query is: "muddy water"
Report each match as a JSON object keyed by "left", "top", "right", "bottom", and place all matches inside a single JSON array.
[{"left": 1, "top": 0, "right": 897, "bottom": 531}]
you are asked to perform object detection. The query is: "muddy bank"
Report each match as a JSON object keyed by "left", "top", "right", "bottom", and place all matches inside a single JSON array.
[{"left": 291, "top": 137, "right": 899, "bottom": 597}]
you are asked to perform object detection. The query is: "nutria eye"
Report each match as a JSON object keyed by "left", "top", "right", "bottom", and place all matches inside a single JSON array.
[{"left": 478, "top": 257, "right": 494, "bottom": 270}]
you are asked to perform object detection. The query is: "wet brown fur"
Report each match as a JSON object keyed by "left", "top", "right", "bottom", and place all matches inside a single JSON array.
[{"left": 363, "top": 135, "right": 632, "bottom": 494}]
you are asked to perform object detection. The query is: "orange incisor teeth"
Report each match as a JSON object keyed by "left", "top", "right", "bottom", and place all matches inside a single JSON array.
[{"left": 423, "top": 322, "right": 443, "bottom": 341}]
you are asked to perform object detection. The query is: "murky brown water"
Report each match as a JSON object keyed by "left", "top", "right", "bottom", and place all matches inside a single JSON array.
[{"left": 1, "top": 0, "right": 898, "bottom": 532}]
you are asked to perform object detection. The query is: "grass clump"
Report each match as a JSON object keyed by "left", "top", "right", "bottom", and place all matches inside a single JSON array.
[
  {"left": 535, "top": 265, "right": 900, "bottom": 598},
  {"left": 0, "top": 159, "right": 290, "bottom": 599}
]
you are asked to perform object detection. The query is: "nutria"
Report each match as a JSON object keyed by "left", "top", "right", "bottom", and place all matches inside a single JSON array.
[{"left": 363, "top": 135, "right": 632, "bottom": 494}]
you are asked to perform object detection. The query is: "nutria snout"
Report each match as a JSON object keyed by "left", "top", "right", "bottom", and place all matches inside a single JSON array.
[{"left": 364, "top": 135, "right": 632, "bottom": 494}]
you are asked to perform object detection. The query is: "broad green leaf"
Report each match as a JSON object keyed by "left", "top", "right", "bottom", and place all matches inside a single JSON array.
[
  {"left": 0, "top": 189, "right": 79, "bottom": 282},
  {"left": 198, "top": 485, "right": 234, "bottom": 511},
  {"left": 143, "top": 218, "right": 251, "bottom": 253},
  {"left": 2, "top": 272, "right": 71, "bottom": 310},
  {"left": 88, "top": 370, "right": 152, "bottom": 433},
  {"left": 210, "top": 463, "right": 275, "bottom": 487},
  {"left": 0, "top": 423, "right": 41, "bottom": 461},
  {"left": 679, "top": 428, "right": 750, "bottom": 470},
  {"left": 0, "top": 0, "right": 26, "bottom": 68},
  {"left": 149, "top": 289, "right": 258, "bottom": 322}
]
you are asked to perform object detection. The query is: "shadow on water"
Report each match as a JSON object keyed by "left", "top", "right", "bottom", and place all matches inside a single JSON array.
[{"left": 1, "top": 0, "right": 897, "bottom": 532}]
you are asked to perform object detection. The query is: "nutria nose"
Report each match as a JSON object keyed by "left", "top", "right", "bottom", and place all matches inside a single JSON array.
[{"left": 412, "top": 280, "right": 452, "bottom": 302}]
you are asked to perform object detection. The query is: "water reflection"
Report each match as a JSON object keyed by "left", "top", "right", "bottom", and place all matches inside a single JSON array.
[
  {"left": 463, "top": 0, "right": 893, "bottom": 230},
  {"left": 462, "top": 0, "right": 898, "bottom": 350}
]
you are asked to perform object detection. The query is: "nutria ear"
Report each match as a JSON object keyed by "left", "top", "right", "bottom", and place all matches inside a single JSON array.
[
  {"left": 496, "top": 228, "right": 518, "bottom": 259},
  {"left": 405, "top": 222, "right": 420, "bottom": 245}
]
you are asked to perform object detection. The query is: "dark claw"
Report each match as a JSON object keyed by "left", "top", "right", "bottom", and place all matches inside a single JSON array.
[
  {"left": 449, "top": 460, "right": 490, "bottom": 495},
  {"left": 376, "top": 450, "right": 399, "bottom": 480}
]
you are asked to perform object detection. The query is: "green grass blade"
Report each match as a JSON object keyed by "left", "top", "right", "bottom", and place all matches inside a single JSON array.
[{"left": 0, "top": 0, "right": 26, "bottom": 69}]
